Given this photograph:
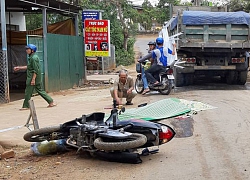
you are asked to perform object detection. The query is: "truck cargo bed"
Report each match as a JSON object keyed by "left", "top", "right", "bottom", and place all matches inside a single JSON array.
[
  {"left": 179, "top": 24, "right": 250, "bottom": 49},
  {"left": 175, "top": 11, "right": 250, "bottom": 49}
]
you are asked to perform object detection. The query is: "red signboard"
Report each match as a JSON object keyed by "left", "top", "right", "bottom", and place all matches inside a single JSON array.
[{"left": 84, "top": 19, "right": 110, "bottom": 57}]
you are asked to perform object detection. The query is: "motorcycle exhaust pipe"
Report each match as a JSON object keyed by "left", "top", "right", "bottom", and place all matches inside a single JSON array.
[{"left": 94, "top": 151, "right": 142, "bottom": 164}]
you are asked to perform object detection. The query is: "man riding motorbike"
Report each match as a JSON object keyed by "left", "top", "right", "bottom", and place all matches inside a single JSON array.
[
  {"left": 145, "top": 37, "right": 176, "bottom": 86},
  {"left": 138, "top": 41, "right": 156, "bottom": 95}
]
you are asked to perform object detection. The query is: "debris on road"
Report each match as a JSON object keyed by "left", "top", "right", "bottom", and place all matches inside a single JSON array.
[
  {"left": 0, "top": 145, "right": 15, "bottom": 160},
  {"left": 110, "top": 98, "right": 216, "bottom": 121},
  {"left": 30, "top": 139, "right": 68, "bottom": 155},
  {"left": 170, "top": 116, "right": 194, "bottom": 138},
  {"left": 105, "top": 98, "right": 191, "bottom": 121},
  {"left": 178, "top": 98, "right": 217, "bottom": 112}
]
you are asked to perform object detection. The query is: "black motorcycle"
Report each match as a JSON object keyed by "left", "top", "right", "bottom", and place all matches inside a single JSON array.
[
  {"left": 23, "top": 100, "right": 175, "bottom": 163},
  {"left": 135, "top": 61, "right": 175, "bottom": 95}
]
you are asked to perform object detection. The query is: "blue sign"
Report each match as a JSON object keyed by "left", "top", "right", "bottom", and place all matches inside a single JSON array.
[
  {"left": 82, "top": 11, "right": 99, "bottom": 22},
  {"left": 82, "top": 11, "right": 100, "bottom": 30}
]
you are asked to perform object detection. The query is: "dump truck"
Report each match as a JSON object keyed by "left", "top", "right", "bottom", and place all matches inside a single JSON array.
[{"left": 166, "top": 6, "right": 250, "bottom": 86}]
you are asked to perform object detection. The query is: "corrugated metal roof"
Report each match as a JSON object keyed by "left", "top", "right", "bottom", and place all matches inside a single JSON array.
[{"left": 5, "top": 0, "right": 81, "bottom": 15}]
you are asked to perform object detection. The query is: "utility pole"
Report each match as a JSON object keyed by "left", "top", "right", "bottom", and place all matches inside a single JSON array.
[{"left": 0, "top": 0, "right": 10, "bottom": 103}]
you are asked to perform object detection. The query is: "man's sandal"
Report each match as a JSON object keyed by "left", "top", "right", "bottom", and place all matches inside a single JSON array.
[{"left": 142, "top": 89, "right": 150, "bottom": 95}]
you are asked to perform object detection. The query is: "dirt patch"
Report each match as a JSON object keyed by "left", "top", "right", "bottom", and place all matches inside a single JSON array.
[{"left": 0, "top": 147, "right": 88, "bottom": 179}]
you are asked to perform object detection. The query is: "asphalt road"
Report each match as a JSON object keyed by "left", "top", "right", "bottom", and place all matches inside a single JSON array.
[{"left": 133, "top": 36, "right": 250, "bottom": 180}]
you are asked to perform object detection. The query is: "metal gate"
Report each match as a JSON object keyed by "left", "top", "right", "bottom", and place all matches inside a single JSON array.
[{"left": 26, "top": 35, "right": 45, "bottom": 89}]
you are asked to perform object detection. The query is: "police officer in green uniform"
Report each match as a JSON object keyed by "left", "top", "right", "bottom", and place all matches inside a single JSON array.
[{"left": 14, "top": 44, "right": 56, "bottom": 110}]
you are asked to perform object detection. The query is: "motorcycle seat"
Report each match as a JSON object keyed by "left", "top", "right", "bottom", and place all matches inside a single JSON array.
[
  {"left": 85, "top": 112, "right": 105, "bottom": 123},
  {"left": 159, "top": 66, "right": 171, "bottom": 76},
  {"left": 159, "top": 72, "right": 166, "bottom": 76}
]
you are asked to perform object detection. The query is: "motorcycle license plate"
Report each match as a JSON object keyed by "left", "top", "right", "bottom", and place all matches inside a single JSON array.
[{"left": 167, "top": 75, "right": 174, "bottom": 79}]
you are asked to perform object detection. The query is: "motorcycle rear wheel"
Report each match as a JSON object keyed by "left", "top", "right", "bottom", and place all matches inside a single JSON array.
[
  {"left": 159, "top": 77, "right": 172, "bottom": 95},
  {"left": 23, "top": 125, "right": 62, "bottom": 142},
  {"left": 135, "top": 77, "right": 144, "bottom": 94},
  {"left": 94, "top": 133, "right": 147, "bottom": 151}
]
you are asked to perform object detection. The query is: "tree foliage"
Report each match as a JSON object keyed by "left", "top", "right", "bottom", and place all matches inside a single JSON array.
[
  {"left": 225, "top": 0, "right": 250, "bottom": 12},
  {"left": 25, "top": 14, "right": 43, "bottom": 30},
  {"left": 138, "top": 0, "right": 157, "bottom": 30},
  {"left": 155, "top": 0, "right": 181, "bottom": 25},
  {"left": 80, "top": 0, "right": 138, "bottom": 66},
  {"left": 26, "top": 13, "right": 69, "bottom": 30}
]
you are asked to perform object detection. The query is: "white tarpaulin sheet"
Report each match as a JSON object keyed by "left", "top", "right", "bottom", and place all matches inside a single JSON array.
[{"left": 159, "top": 26, "right": 177, "bottom": 66}]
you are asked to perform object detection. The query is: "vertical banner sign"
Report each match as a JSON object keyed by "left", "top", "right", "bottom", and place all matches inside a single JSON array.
[{"left": 84, "top": 19, "right": 110, "bottom": 57}]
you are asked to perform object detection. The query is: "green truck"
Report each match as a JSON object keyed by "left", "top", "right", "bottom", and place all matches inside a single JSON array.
[{"left": 167, "top": 6, "right": 250, "bottom": 86}]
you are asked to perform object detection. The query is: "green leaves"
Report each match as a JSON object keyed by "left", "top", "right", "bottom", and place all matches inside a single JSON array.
[
  {"left": 25, "top": 14, "right": 43, "bottom": 30},
  {"left": 226, "top": 0, "right": 250, "bottom": 12},
  {"left": 155, "top": 0, "right": 181, "bottom": 25},
  {"left": 81, "top": 0, "right": 138, "bottom": 66}
]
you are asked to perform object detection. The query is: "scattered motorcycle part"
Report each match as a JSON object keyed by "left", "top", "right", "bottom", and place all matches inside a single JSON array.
[
  {"left": 31, "top": 139, "right": 68, "bottom": 155},
  {"left": 138, "top": 103, "right": 147, "bottom": 107},
  {"left": 104, "top": 107, "right": 113, "bottom": 109}
]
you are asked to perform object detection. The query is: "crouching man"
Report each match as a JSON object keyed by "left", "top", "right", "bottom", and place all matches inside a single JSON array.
[{"left": 110, "top": 69, "right": 137, "bottom": 105}]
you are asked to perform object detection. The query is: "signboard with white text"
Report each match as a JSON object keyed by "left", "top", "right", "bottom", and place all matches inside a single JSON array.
[
  {"left": 84, "top": 19, "right": 110, "bottom": 57},
  {"left": 82, "top": 11, "right": 99, "bottom": 21}
]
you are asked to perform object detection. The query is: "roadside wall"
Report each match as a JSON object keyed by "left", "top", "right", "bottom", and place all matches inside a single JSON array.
[{"left": 47, "top": 33, "right": 84, "bottom": 92}]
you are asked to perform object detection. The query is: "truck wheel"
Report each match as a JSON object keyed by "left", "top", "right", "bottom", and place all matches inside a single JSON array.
[
  {"left": 226, "top": 71, "right": 237, "bottom": 85},
  {"left": 237, "top": 70, "right": 248, "bottom": 85},
  {"left": 175, "top": 73, "right": 184, "bottom": 87}
]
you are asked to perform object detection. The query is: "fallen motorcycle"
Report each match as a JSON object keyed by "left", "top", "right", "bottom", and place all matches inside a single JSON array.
[{"left": 23, "top": 100, "right": 175, "bottom": 163}]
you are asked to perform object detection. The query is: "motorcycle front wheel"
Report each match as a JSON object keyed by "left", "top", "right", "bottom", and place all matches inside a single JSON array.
[
  {"left": 94, "top": 133, "right": 147, "bottom": 151},
  {"left": 23, "top": 125, "right": 63, "bottom": 142},
  {"left": 135, "top": 77, "right": 144, "bottom": 94}
]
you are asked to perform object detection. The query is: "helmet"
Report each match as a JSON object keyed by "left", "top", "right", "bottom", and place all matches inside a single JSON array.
[
  {"left": 25, "top": 44, "right": 37, "bottom": 52},
  {"left": 156, "top": 37, "right": 164, "bottom": 44},
  {"left": 147, "top": 41, "right": 156, "bottom": 46}
]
